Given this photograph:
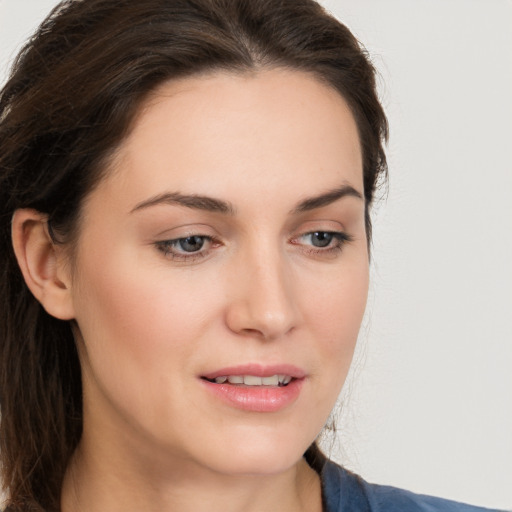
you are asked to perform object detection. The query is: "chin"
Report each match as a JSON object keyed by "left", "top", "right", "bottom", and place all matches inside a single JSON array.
[
  {"left": 186, "top": 426, "right": 315, "bottom": 477},
  {"left": 209, "top": 451, "right": 302, "bottom": 477}
]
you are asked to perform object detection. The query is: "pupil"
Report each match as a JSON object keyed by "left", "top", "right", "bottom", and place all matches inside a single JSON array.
[
  {"left": 179, "top": 236, "right": 204, "bottom": 252},
  {"left": 312, "top": 232, "right": 332, "bottom": 247}
]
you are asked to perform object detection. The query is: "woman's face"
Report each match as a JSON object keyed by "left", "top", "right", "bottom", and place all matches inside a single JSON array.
[{"left": 69, "top": 68, "right": 368, "bottom": 476}]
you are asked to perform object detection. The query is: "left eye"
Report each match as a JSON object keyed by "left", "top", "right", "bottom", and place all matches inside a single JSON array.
[
  {"left": 299, "top": 231, "right": 347, "bottom": 248},
  {"left": 304, "top": 231, "right": 336, "bottom": 247}
]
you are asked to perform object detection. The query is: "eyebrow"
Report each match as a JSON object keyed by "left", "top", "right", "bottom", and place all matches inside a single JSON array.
[
  {"left": 130, "top": 192, "right": 236, "bottom": 215},
  {"left": 130, "top": 184, "right": 363, "bottom": 215},
  {"left": 292, "top": 184, "right": 363, "bottom": 213}
]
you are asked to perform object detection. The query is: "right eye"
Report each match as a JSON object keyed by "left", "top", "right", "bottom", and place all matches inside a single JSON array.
[
  {"left": 173, "top": 235, "right": 208, "bottom": 253},
  {"left": 155, "top": 235, "right": 215, "bottom": 261}
]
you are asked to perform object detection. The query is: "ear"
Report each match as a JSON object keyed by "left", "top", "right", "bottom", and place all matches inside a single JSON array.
[{"left": 11, "top": 209, "right": 75, "bottom": 320}]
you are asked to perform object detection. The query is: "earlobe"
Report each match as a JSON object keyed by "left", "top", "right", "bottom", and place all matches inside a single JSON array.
[{"left": 11, "top": 209, "right": 75, "bottom": 321}]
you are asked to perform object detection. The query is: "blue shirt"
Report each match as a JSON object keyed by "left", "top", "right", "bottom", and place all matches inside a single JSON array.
[{"left": 321, "top": 459, "right": 507, "bottom": 512}]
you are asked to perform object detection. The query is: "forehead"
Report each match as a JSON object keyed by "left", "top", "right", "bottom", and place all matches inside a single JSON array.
[{"left": 95, "top": 68, "right": 363, "bottom": 214}]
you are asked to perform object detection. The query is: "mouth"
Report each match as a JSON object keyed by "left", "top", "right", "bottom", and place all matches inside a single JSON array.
[
  {"left": 202, "top": 374, "right": 294, "bottom": 387},
  {"left": 199, "top": 365, "right": 305, "bottom": 412}
]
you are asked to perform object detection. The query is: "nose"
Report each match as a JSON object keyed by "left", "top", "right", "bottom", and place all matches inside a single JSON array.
[{"left": 224, "top": 245, "right": 300, "bottom": 341}]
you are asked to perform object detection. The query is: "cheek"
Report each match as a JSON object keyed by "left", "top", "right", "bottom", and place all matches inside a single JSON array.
[
  {"left": 306, "top": 255, "right": 368, "bottom": 339},
  {"left": 299, "top": 253, "right": 369, "bottom": 392},
  {"left": 70, "top": 244, "right": 214, "bottom": 386}
]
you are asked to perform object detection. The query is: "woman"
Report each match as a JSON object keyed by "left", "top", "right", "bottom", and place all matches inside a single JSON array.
[{"left": 0, "top": 1, "right": 505, "bottom": 511}]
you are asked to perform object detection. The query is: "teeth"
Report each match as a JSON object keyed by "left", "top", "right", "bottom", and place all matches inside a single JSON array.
[
  {"left": 212, "top": 375, "right": 293, "bottom": 386},
  {"left": 262, "top": 375, "right": 279, "bottom": 386},
  {"left": 243, "top": 375, "right": 263, "bottom": 385}
]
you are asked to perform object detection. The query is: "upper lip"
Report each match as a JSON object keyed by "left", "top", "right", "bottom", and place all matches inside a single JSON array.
[{"left": 200, "top": 363, "right": 306, "bottom": 380}]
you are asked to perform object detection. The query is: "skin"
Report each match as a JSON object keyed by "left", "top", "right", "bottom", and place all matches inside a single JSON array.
[{"left": 13, "top": 68, "right": 368, "bottom": 512}]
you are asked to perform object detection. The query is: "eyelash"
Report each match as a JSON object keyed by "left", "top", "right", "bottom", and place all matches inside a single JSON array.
[
  {"left": 292, "top": 231, "right": 353, "bottom": 257},
  {"left": 155, "top": 231, "right": 353, "bottom": 262},
  {"left": 155, "top": 235, "right": 218, "bottom": 262}
]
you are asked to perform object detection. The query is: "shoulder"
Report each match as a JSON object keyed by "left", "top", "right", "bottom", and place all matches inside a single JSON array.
[{"left": 320, "top": 459, "right": 506, "bottom": 512}]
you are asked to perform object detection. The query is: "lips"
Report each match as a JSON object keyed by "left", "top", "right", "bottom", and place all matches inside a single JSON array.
[
  {"left": 200, "top": 364, "right": 306, "bottom": 412},
  {"left": 201, "top": 363, "right": 306, "bottom": 381}
]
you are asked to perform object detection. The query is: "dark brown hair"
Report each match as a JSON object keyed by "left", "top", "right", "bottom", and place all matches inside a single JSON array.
[{"left": 0, "top": 0, "right": 388, "bottom": 509}]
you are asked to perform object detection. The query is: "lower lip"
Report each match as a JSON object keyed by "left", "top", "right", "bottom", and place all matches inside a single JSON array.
[{"left": 200, "top": 378, "right": 304, "bottom": 412}]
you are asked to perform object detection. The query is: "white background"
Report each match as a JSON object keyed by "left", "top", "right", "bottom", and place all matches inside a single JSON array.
[{"left": 1, "top": 0, "right": 511, "bottom": 509}]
